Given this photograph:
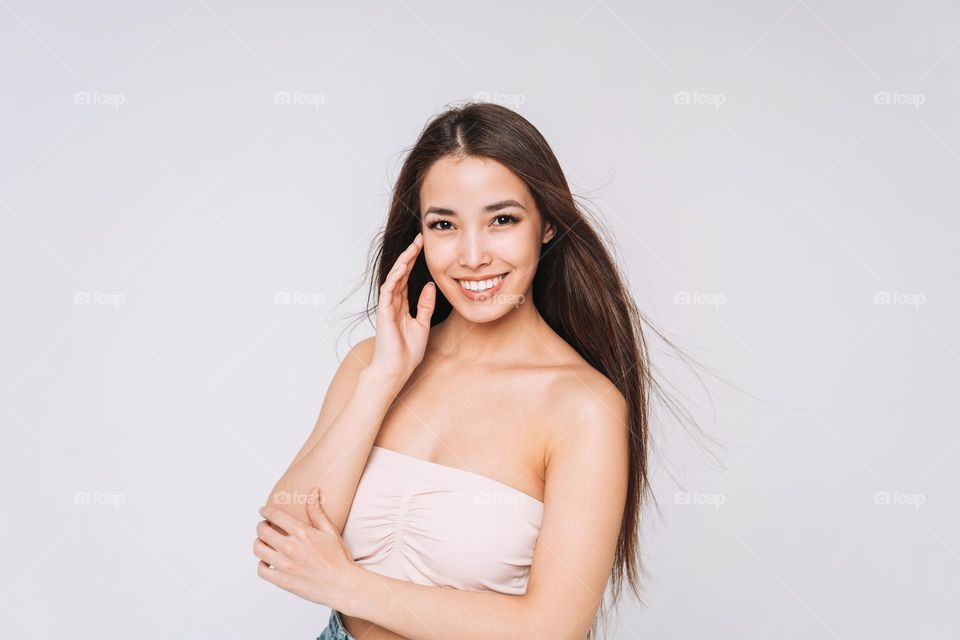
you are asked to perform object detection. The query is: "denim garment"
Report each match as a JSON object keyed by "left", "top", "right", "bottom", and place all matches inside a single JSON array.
[{"left": 316, "top": 608, "right": 357, "bottom": 640}]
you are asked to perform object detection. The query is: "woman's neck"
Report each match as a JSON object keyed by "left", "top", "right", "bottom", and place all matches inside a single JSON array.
[{"left": 428, "top": 300, "right": 549, "bottom": 366}]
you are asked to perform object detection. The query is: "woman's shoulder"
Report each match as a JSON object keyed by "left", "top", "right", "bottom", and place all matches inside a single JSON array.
[
  {"left": 539, "top": 369, "right": 629, "bottom": 484},
  {"left": 546, "top": 359, "right": 626, "bottom": 416},
  {"left": 344, "top": 336, "right": 377, "bottom": 367},
  {"left": 536, "top": 347, "right": 629, "bottom": 449},
  {"left": 533, "top": 329, "right": 625, "bottom": 404}
]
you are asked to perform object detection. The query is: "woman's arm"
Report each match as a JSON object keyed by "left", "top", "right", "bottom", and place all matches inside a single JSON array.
[
  {"left": 256, "top": 375, "right": 627, "bottom": 639},
  {"left": 264, "top": 233, "right": 433, "bottom": 533},
  {"left": 337, "top": 385, "right": 630, "bottom": 640},
  {"left": 343, "top": 570, "right": 530, "bottom": 640},
  {"left": 264, "top": 340, "right": 403, "bottom": 532}
]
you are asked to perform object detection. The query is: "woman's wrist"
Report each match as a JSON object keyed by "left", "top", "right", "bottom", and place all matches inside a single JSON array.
[
  {"left": 336, "top": 563, "right": 372, "bottom": 618},
  {"left": 357, "top": 365, "right": 407, "bottom": 396}
]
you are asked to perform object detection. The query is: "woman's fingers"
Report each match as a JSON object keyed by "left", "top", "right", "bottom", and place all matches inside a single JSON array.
[
  {"left": 390, "top": 234, "right": 421, "bottom": 280},
  {"left": 416, "top": 282, "right": 436, "bottom": 328},
  {"left": 253, "top": 537, "right": 283, "bottom": 567},
  {"left": 378, "top": 261, "right": 405, "bottom": 314},
  {"left": 396, "top": 234, "right": 422, "bottom": 278},
  {"left": 256, "top": 560, "right": 281, "bottom": 585},
  {"left": 379, "top": 233, "right": 423, "bottom": 318},
  {"left": 397, "top": 261, "right": 414, "bottom": 317},
  {"left": 398, "top": 234, "right": 423, "bottom": 287},
  {"left": 379, "top": 241, "right": 415, "bottom": 300},
  {"left": 397, "top": 236, "right": 425, "bottom": 317},
  {"left": 256, "top": 519, "right": 289, "bottom": 553},
  {"left": 399, "top": 280, "right": 411, "bottom": 319},
  {"left": 379, "top": 267, "right": 407, "bottom": 319},
  {"left": 258, "top": 506, "right": 306, "bottom": 539},
  {"left": 394, "top": 235, "right": 422, "bottom": 287}
]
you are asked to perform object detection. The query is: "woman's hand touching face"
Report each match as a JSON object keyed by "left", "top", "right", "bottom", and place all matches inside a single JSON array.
[{"left": 367, "top": 232, "right": 436, "bottom": 386}]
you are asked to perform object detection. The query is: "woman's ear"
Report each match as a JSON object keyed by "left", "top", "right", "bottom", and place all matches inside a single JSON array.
[{"left": 542, "top": 222, "right": 556, "bottom": 244}]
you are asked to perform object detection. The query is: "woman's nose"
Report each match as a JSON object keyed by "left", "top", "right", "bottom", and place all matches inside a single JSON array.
[{"left": 457, "top": 230, "right": 491, "bottom": 269}]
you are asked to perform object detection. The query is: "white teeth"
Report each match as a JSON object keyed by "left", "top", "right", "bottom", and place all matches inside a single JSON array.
[{"left": 458, "top": 274, "right": 504, "bottom": 292}]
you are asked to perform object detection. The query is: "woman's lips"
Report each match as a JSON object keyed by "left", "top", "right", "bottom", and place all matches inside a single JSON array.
[{"left": 455, "top": 272, "right": 509, "bottom": 301}]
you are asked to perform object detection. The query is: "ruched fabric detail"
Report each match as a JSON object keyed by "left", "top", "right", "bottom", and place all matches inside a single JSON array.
[{"left": 341, "top": 446, "right": 544, "bottom": 595}]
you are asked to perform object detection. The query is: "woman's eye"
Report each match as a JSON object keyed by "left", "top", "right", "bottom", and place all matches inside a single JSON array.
[{"left": 427, "top": 216, "right": 517, "bottom": 231}]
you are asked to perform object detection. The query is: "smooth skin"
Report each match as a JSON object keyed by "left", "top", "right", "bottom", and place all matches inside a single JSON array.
[{"left": 255, "top": 155, "right": 629, "bottom": 640}]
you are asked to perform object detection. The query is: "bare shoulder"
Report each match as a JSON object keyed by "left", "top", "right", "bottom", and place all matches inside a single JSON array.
[
  {"left": 522, "top": 354, "right": 630, "bottom": 637},
  {"left": 541, "top": 358, "right": 629, "bottom": 467},
  {"left": 284, "top": 336, "right": 378, "bottom": 469},
  {"left": 316, "top": 335, "right": 379, "bottom": 424},
  {"left": 344, "top": 335, "right": 377, "bottom": 369}
]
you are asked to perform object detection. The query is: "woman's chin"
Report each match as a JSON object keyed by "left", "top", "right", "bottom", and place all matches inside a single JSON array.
[{"left": 447, "top": 296, "right": 519, "bottom": 322}]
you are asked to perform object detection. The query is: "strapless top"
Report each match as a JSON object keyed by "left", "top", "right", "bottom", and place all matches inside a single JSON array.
[{"left": 341, "top": 446, "right": 544, "bottom": 595}]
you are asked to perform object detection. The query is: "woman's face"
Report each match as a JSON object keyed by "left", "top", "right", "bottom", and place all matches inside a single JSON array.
[{"left": 419, "top": 155, "right": 555, "bottom": 322}]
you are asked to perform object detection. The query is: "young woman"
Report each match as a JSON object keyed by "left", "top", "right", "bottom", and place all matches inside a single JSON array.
[{"left": 254, "top": 102, "right": 672, "bottom": 639}]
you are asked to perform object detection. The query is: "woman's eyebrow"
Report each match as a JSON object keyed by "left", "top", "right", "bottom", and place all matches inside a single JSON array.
[
  {"left": 424, "top": 200, "right": 526, "bottom": 216},
  {"left": 485, "top": 199, "right": 526, "bottom": 212}
]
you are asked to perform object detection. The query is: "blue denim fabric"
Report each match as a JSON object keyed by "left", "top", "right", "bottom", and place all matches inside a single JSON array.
[{"left": 316, "top": 608, "right": 356, "bottom": 640}]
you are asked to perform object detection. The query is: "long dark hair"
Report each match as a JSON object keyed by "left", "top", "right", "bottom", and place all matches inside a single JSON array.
[{"left": 337, "top": 101, "right": 725, "bottom": 639}]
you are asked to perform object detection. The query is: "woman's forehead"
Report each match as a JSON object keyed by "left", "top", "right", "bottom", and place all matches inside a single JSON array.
[{"left": 420, "top": 156, "right": 533, "bottom": 213}]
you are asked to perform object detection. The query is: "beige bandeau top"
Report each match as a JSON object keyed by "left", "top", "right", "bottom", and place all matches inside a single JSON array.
[{"left": 341, "top": 446, "right": 545, "bottom": 595}]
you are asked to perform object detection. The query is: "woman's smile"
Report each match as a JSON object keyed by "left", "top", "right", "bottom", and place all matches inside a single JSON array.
[{"left": 453, "top": 271, "right": 509, "bottom": 301}]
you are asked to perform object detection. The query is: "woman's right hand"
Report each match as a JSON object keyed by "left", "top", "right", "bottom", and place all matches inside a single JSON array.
[{"left": 367, "top": 232, "right": 436, "bottom": 388}]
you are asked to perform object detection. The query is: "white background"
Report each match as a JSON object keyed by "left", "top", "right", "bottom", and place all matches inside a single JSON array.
[{"left": 2, "top": 1, "right": 958, "bottom": 638}]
